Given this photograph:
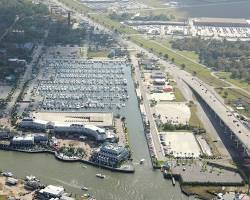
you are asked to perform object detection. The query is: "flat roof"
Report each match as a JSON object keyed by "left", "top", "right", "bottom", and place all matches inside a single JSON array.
[
  {"left": 193, "top": 17, "right": 248, "bottom": 24},
  {"left": 40, "top": 185, "right": 64, "bottom": 196},
  {"left": 32, "top": 112, "right": 113, "bottom": 127}
]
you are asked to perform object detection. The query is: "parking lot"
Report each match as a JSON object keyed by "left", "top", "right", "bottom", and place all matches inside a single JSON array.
[
  {"left": 153, "top": 102, "right": 191, "bottom": 125},
  {"left": 159, "top": 131, "right": 201, "bottom": 158}
]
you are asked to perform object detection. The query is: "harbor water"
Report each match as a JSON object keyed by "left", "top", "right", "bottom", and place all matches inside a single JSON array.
[
  {"left": 167, "top": 0, "right": 250, "bottom": 18},
  {"left": 0, "top": 65, "right": 197, "bottom": 200}
]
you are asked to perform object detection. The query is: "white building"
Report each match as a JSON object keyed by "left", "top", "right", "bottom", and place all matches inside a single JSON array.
[
  {"left": 20, "top": 118, "right": 48, "bottom": 130},
  {"left": 11, "top": 135, "right": 34, "bottom": 147},
  {"left": 54, "top": 123, "right": 107, "bottom": 141},
  {"left": 38, "top": 185, "right": 64, "bottom": 199}
]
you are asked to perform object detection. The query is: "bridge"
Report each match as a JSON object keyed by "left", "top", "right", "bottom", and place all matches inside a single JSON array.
[{"left": 183, "top": 76, "right": 250, "bottom": 157}]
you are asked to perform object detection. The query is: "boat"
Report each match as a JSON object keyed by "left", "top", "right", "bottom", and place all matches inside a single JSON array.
[
  {"left": 140, "top": 159, "right": 145, "bottom": 164},
  {"left": 83, "top": 193, "right": 91, "bottom": 198},
  {"left": 1, "top": 172, "right": 13, "bottom": 177},
  {"left": 96, "top": 173, "right": 105, "bottom": 179},
  {"left": 172, "top": 177, "right": 176, "bottom": 186},
  {"left": 25, "top": 175, "right": 40, "bottom": 182},
  {"left": 82, "top": 165, "right": 87, "bottom": 169},
  {"left": 81, "top": 186, "right": 88, "bottom": 191}
]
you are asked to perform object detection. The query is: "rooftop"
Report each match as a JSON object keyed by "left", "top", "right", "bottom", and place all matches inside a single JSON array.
[
  {"left": 39, "top": 185, "right": 64, "bottom": 196},
  {"left": 193, "top": 17, "right": 249, "bottom": 24},
  {"left": 32, "top": 112, "right": 113, "bottom": 127}
]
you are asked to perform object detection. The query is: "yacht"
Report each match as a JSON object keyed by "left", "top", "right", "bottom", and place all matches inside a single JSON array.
[{"left": 96, "top": 173, "right": 105, "bottom": 179}]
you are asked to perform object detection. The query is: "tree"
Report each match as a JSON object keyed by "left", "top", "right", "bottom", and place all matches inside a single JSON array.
[
  {"left": 181, "top": 63, "right": 186, "bottom": 70},
  {"left": 171, "top": 58, "right": 175, "bottom": 63},
  {"left": 192, "top": 71, "right": 197, "bottom": 76},
  {"left": 164, "top": 54, "right": 168, "bottom": 60}
]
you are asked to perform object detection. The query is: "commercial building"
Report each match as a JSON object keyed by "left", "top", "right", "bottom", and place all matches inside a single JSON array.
[
  {"left": 54, "top": 123, "right": 107, "bottom": 141},
  {"left": 20, "top": 118, "right": 48, "bottom": 131},
  {"left": 37, "top": 185, "right": 64, "bottom": 199},
  {"left": 34, "top": 134, "right": 48, "bottom": 144},
  {"left": 153, "top": 78, "right": 166, "bottom": 85},
  {"left": 32, "top": 112, "right": 114, "bottom": 128},
  {"left": 151, "top": 71, "right": 166, "bottom": 79},
  {"left": 91, "top": 143, "right": 129, "bottom": 167},
  {"left": 192, "top": 17, "right": 250, "bottom": 27},
  {"left": 20, "top": 116, "right": 112, "bottom": 141},
  {"left": 11, "top": 135, "right": 34, "bottom": 147}
]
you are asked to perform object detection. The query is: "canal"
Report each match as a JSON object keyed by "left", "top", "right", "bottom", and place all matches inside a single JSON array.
[{"left": 0, "top": 66, "right": 197, "bottom": 200}]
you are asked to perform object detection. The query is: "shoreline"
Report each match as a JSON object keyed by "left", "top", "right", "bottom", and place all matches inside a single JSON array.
[{"left": 0, "top": 146, "right": 135, "bottom": 173}]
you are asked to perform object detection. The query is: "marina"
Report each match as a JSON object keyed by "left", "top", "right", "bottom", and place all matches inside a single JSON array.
[{"left": 35, "top": 58, "right": 130, "bottom": 112}]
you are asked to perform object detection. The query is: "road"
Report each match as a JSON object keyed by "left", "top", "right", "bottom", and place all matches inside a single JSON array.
[
  {"left": 131, "top": 54, "right": 165, "bottom": 160},
  {"left": 0, "top": 16, "right": 19, "bottom": 42},
  {"left": 5, "top": 30, "right": 48, "bottom": 119},
  {"left": 47, "top": 0, "right": 250, "bottom": 157}
]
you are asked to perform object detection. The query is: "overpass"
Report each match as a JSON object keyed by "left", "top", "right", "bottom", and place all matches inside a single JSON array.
[{"left": 183, "top": 76, "right": 250, "bottom": 157}]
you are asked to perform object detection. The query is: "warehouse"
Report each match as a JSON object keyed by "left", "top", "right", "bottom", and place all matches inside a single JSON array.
[{"left": 192, "top": 17, "right": 250, "bottom": 27}]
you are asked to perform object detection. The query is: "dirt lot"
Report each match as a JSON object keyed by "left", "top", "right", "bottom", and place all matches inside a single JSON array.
[{"left": 0, "top": 177, "right": 34, "bottom": 200}]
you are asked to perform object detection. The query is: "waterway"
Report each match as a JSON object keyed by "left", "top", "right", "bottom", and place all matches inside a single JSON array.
[
  {"left": 167, "top": 0, "right": 250, "bottom": 18},
  {"left": 0, "top": 66, "right": 197, "bottom": 199}
]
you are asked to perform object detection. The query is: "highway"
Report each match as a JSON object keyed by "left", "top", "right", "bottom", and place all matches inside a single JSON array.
[{"left": 49, "top": 0, "right": 250, "bottom": 158}]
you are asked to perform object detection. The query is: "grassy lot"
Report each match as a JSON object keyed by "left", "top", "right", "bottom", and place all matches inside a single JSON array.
[
  {"left": 157, "top": 38, "right": 200, "bottom": 62},
  {"left": 58, "top": 0, "right": 90, "bottom": 13},
  {"left": 87, "top": 50, "right": 109, "bottom": 58},
  {"left": 215, "top": 72, "right": 250, "bottom": 93},
  {"left": 216, "top": 87, "right": 250, "bottom": 118},
  {"left": 174, "top": 87, "right": 186, "bottom": 102},
  {"left": 89, "top": 13, "right": 137, "bottom": 34},
  {"left": 130, "top": 35, "right": 227, "bottom": 88},
  {"left": 0, "top": 196, "right": 7, "bottom": 200},
  {"left": 188, "top": 101, "right": 204, "bottom": 128}
]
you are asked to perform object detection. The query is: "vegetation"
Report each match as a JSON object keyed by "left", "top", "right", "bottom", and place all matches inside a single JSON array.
[
  {"left": 171, "top": 38, "right": 250, "bottom": 83},
  {"left": 216, "top": 87, "right": 250, "bottom": 118},
  {"left": 46, "top": 20, "right": 86, "bottom": 45},
  {"left": 59, "top": 145, "right": 86, "bottom": 158},
  {"left": 130, "top": 35, "right": 227, "bottom": 87},
  {"left": 188, "top": 101, "right": 204, "bottom": 128}
]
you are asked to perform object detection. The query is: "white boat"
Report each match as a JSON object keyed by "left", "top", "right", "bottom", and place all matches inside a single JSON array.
[
  {"left": 81, "top": 186, "right": 88, "bottom": 191},
  {"left": 96, "top": 173, "right": 105, "bottom": 179},
  {"left": 140, "top": 159, "right": 145, "bottom": 164},
  {"left": 1, "top": 172, "right": 13, "bottom": 177}
]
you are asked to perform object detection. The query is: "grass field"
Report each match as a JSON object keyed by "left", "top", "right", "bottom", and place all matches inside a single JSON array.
[
  {"left": 87, "top": 50, "right": 109, "bottom": 58},
  {"left": 216, "top": 87, "right": 250, "bottom": 118},
  {"left": 0, "top": 196, "right": 7, "bottom": 200},
  {"left": 215, "top": 72, "right": 250, "bottom": 93},
  {"left": 174, "top": 87, "right": 186, "bottom": 102},
  {"left": 188, "top": 101, "right": 204, "bottom": 128},
  {"left": 157, "top": 38, "right": 200, "bottom": 62},
  {"left": 130, "top": 35, "right": 227, "bottom": 87}
]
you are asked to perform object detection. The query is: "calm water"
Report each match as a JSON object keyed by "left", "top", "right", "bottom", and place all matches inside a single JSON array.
[
  {"left": 168, "top": 0, "right": 250, "bottom": 18},
  {"left": 0, "top": 66, "right": 196, "bottom": 200}
]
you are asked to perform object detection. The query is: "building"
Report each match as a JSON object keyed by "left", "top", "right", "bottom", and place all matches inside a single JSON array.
[
  {"left": 153, "top": 78, "right": 166, "bottom": 85},
  {"left": 151, "top": 71, "right": 166, "bottom": 79},
  {"left": 37, "top": 185, "right": 64, "bottom": 199},
  {"left": 54, "top": 123, "right": 107, "bottom": 141},
  {"left": 11, "top": 135, "right": 34, "bottom": 147},
  {"left": 20, "top": 118, "right": 48, "bottom": 131},
  {"left": 34, "top": 134, "right": 48, "bottom": 144},
  {"left": 192, "top": 17, "right": 250, "bottom": 27},
  {"left": 91, "top": 143, "right": 129, "bottom": 167},
  {"left": 20, "top": 117, "right": 109, "bottom": 141}
]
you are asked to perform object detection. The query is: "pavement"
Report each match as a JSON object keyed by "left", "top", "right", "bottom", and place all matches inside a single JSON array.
[{"left": 45, "top": 0, "right": 250, "bottom": 158}]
